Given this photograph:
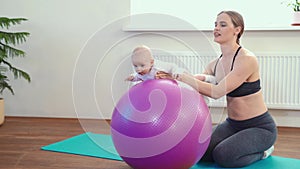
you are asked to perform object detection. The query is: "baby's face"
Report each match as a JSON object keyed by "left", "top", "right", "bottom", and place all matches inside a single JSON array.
[{"left": 132, "top": 53, "right": 153, "bottom": 75}]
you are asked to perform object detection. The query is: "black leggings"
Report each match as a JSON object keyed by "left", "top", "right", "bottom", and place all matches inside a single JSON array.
[{"left": 201, "top": 112, "right": 277, "bottom": 168}]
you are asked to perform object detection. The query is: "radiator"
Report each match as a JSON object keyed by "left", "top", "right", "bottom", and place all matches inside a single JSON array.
[{"left": 154, "top": 52, "right": 300, "bottom": 110}]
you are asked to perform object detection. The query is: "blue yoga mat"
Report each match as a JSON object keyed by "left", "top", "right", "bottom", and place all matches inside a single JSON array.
[{"left": 41, "top": 132, "right": 300, "bottom": 169}]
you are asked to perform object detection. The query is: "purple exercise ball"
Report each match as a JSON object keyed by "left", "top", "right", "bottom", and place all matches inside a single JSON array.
[{"left": 111, "top": 79, "right": 212, "bottom": 169}]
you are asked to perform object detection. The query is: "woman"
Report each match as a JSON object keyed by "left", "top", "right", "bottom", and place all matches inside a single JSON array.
[{"left": 175, "top": 11, "right": 277, "bottom": 168}]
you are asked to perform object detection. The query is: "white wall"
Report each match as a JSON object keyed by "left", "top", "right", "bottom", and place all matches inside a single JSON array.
[
  {"left": 1, "top": 0, "right": 131, "bottom": 118},
  {"left": 1, "top": 0, "right": 300, "bottom": 127},
  {"left": 131, "top": 0, "right": 292, "bottom": 29}
]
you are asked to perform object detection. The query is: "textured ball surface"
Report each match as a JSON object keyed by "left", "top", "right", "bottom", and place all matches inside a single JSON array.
[{"left": 111, "top": 79, "right": 212, "bottom": 169}]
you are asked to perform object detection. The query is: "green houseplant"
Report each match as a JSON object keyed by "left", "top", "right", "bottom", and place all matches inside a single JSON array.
[
  {"left": 283, "top": 0, "right": 300, "bottom": 25},
  {"left": 287, "top": 0, "right": 300, "bottom": 11},
  {"left": 0, "top": 17, "right": 31, "bottom": 125}
]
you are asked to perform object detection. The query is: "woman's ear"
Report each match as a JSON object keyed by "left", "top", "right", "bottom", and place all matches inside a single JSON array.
[{"left": 234, "top": 26, "right": 241, "bottom": 36}]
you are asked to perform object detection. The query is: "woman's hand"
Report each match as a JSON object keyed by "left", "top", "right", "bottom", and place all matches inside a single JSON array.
[
  {"left": 175, "top": 72, "right": 201, "bottom": 91},
  {"left": 155, "top": 71, "right": 173, "bottom": 80},
  {"left": 155, "top": 71, "right": 199, "bottom": 91},
  {"left": 175, "top": 72, "right": 194, "bottom": 82},
  {"left": 194, "top": 74, "right": 206, "bottom": 81}
]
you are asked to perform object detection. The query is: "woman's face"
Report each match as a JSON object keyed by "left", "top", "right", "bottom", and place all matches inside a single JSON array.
[{"left": 213, "top": 13, "right": 239, "bottom": 44}]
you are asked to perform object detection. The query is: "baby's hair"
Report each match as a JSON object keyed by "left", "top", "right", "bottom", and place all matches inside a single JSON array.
[{"left": 131, "top": 45, "right": 154, "bottom": 60}]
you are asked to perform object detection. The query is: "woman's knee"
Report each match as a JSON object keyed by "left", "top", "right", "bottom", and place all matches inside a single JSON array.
[{"left": 212, "top": 145, "right": 238, "bottom": 168}]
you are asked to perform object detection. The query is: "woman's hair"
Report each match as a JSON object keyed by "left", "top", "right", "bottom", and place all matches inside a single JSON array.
[{"left": 218, "top": 11, "right": 244, "bottom": 44}]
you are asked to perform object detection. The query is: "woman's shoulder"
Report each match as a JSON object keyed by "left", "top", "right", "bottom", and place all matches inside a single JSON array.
[
  {"left": 240, "top": 47, "right": 257, "bottom": 58},
  {"left": 236, "top": 48, "right": 259, "bottom": 68}
]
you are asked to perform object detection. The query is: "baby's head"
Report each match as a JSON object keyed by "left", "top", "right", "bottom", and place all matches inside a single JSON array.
[{"left": 131, "top": 45, "right": 154, "bottom": 75}]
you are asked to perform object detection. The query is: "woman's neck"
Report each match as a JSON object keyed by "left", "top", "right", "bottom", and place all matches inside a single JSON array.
[{"left": 220, "top": 43, "right": 240, "bottom": 57}]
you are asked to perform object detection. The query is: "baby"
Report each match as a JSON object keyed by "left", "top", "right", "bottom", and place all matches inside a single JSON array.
[
  {"left": 125, "top": 45, "right": 216, "bottom": 84},
  {"left": 125, "top": 45, "right": 185, "bottom": 82}
]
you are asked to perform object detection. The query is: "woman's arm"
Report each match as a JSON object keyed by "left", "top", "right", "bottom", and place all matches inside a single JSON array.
[
  {"left": 194, "top": 74, "right": 217, "bottom": 84},
  {"left": 177, "top": 54, "right": 258, "bottom": 99}
]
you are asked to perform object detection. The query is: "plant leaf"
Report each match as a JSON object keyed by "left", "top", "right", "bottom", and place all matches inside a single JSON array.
[
  {"left": 0, "top": 17, "right": 28, "bottom": 29},
  {"left": 0, "top": 42, "right": 26, "bottom": 58},
  {"left": 1, "top": 60, "right": 31, "bottom": 82},
  {"left": 0, "top": 31, "right": 30, "bottom": 45},
  {"left": 0, "top": 73, "right": 14, "bottom": 95}
]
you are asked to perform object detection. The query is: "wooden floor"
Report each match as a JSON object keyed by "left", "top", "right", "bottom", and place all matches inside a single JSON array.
[{"left": 0, "top": 117, "right": 299, "bottom": 169}]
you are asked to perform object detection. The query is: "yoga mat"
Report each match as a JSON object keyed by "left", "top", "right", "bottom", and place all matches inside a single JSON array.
[
  {"left": 42, "top": 132, "right": 300, "bottom": 169},
  {"left": 42, "top": 132, "right": 122, "bottom": 161}
]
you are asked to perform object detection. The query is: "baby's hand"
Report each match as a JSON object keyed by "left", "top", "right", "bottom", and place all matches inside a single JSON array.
[{"left": 125, "top": 75, "right": 134, "bottom": 81}]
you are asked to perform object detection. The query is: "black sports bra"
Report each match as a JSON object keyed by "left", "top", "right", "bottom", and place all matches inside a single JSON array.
[{"left": 214, "top": 46, "right": 261, "bottom": 97}]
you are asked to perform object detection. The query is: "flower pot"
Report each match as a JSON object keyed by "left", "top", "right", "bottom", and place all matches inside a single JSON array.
[
  {"left": 0, "top": 99, "right": 4, "bottom": 125},
  {"left": 292, "top": 12, "right": 300, "bottom": 26}
]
